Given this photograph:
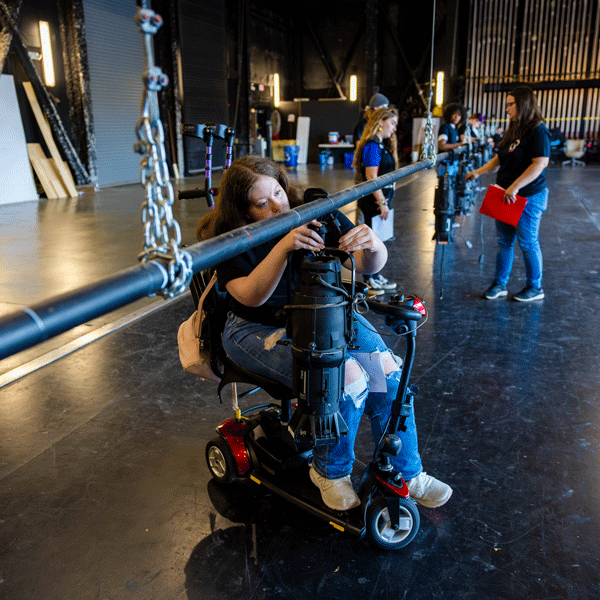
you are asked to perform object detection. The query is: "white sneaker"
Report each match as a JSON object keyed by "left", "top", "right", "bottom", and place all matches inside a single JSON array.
[
  {"left": 374, "top": 274, "right": 397, "bottom": 290},
  {"left": 309, "top": 467, "right": 360, "bottom": 511},
  {"left": 406, "top": 472, "right": 452, "bottom": 508},
  {"left": 365, "top": 278, "right": 385, "bottom": 296}
]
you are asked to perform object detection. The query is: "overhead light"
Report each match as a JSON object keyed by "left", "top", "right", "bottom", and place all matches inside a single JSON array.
[
  {"left": 435, "top": 71, "right": 444, "bottom": 106},
  {"left": 273, "top": 73, "right": 280, "bottom": 107},
  {"left": 39, "top": 21, "right": 55, "bottom": 87},
  {"left": 349, "top": 75, "right": 357, "bottom": 102}
]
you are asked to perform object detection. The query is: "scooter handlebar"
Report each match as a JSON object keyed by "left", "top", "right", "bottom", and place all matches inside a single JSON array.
[{"left": 365, "top": 298, "right": 423, "bottom": 322}]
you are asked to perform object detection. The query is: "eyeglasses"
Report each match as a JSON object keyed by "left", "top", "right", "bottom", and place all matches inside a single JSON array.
[{"left": 505, "top": 101, "right": 516, "bottom": 108}]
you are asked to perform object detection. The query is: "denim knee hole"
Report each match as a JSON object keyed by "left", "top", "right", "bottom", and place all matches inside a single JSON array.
[{"left": 344, "top": 362, "right": 369, "bottom": 409}]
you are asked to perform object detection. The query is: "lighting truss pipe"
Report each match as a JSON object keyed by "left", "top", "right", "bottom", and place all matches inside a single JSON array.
[
  {"left": 0, "top": 261, "right": 170, "bottom": 361},
  {"left": 0, "top": 156, "right": 449, "bottom": 361}
]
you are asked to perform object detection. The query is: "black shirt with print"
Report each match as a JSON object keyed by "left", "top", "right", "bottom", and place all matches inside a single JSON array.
[{"left": 496, "top": 123, "right": 550, "bottom": 197}]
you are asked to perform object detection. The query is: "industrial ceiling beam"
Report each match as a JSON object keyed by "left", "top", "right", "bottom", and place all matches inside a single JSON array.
[
  {"left": 364, "top": 0, "right": 378, "bottom": 99},
  {"left": 384, "top": 18, "right": 428, "bottom": 110},
  {"left": 305, "top": 17, "right": 345, "bottom": 98},
  {"left": 333, "top": 19, "right": 365, "bottom": 91}
]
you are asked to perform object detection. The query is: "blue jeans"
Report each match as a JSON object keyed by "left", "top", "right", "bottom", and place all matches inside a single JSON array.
[
  {"left": 494, "top": 188, "right": 548, "bottom": 289},
  {"left": 222, "top": 312, "right": 422, "bottom": 481}
]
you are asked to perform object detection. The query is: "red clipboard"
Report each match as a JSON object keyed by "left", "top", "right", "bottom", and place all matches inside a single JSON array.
[{"left": 479, "top": 184, "right": 527, "bottom": 226}]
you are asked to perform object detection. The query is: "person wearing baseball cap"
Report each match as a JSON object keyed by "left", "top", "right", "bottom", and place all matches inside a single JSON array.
[{"left": 353, "top": 93, "right": 390, "bottom": 144}]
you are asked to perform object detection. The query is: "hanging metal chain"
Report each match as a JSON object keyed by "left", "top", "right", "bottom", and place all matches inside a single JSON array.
[
  {"left": 420, "top": 92, "right": 437, "bottom": 167},
  {"left": 134, "top": 5, "right": 192, "bottom": 298},
  {"left": 419, "top": 0, "right": 438, "bottom": 168}
]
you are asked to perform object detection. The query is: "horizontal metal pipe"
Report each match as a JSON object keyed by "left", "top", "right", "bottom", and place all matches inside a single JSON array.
[
  {"left": 0, "top": 262, "right": 170, "bottom": 362},
  {"left": 0, "top": 155, "right": 449, "bottom": 361}
]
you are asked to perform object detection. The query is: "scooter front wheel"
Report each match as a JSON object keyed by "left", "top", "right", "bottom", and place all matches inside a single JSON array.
[
  {"left": 206, "top": 436, "right": 238, "bottom": 484},
  {"left": 365, "top": 496, "right": 420, "bottom": 549}
]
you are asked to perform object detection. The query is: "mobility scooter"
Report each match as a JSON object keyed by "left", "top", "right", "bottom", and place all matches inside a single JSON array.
[{"left": 194, "top": 232, "right": 427, "bottom": 550}]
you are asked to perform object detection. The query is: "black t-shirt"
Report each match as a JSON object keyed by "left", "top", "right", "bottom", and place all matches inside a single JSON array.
[
  {"left": 496, "top": 123, "right": 550, "bottom": 197},
  {"left": 217, "top": 210, "right": 355, "bottom": 326}
]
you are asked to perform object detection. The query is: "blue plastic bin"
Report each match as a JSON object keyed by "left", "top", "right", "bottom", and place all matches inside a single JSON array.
[
  {"left": 284, "top": 145, "right": 299, "bottom": 167},
  {"left": 344, "top": 152, "right": 354, "bottom": 170}
]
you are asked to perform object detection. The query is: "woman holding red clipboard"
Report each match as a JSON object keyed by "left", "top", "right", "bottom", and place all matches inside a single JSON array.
[{"left": 466, "top": 87, "right": 550, "bottom": 302}]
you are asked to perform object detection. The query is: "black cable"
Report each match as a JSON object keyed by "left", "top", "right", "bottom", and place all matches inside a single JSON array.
[
  {"left": 439, "top": 244, "right": 445, "bottom": 299},
  {"left": 373, "top": 413, "right": 393, "bottom": 463},
  {"left": 311, "top": 274, "right": 349, "bottom": 298},
  {"left": 478, "top": 187, "right": 485, "bottom": 263}
]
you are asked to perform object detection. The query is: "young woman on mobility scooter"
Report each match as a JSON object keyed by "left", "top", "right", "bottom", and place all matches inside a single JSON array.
[{"left": 196, "top": 156, "right": 452, "bottom": 528}]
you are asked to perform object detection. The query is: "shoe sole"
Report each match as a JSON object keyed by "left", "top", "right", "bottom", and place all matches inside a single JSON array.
[
  {"left": 483, "top": 290, "right": 508, "bottom": 300},
  {"left": 367, "top": 289, "right": 385, "bottom": 296},
  {"left": 513, "top": 293, "right": 544, "bottom": 302},
  {"left": 410, "top": 488, "right": 453, "bottom": 509}
]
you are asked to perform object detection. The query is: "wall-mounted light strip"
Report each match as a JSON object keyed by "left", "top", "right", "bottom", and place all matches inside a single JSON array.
[
  {"left": 39, "top": 21, "right": 55, "bottom": 87},
  {"left": 349, "top": 75, "right": 357, "bottom": 102},
  {"left": 436, "top": 71, "right": 444, "bottom": 106},
  {"left": 273, "top": 73, "right": 280, "bottom": 107}
]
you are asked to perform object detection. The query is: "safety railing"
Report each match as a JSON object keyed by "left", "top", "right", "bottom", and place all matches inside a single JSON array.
[{"left": 0, "top": 155, "right": 449, "bottom": 361}]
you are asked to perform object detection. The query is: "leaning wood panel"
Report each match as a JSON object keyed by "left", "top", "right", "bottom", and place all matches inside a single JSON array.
[
  {"left": 27, "top": 143, "right": 59, "bottom": 199},
  {"left": 27, "top": 143, "right": 69, "bottom": 198},
  {"left": 41, "top": 158, "right": 69, "bottom": 198},
  {"left": 22, "top": 81, "right": 78, "bottom": 197}
]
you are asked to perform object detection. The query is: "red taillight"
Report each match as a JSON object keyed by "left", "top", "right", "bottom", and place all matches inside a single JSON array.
[{"left": 411, "top": 296, "right": 427, "bottom": 316}]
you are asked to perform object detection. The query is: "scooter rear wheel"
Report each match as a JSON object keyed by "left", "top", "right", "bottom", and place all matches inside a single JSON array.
[
  {"left": 206, "top": 436, "right": 238, "bottom": 484},
  {"left": 365, "top": 496, "right": 420, "bottom": 549}
]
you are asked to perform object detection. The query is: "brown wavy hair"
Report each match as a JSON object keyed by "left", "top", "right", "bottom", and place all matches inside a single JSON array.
[
  {"left": 353, "top": 107, "right": 399, "bottom": 171},
  {"left": 442, "top": 103, "right": 466, "bottom": 125},
  {"left": 196, "top": 155, "right": 304, "bottom": 241},
  {"left": 499, "top": 86, "right": 545, "bottom": 149}
]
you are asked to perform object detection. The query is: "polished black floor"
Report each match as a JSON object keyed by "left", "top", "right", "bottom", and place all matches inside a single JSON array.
[{"left": 0, "top": 164, "right": 599, "bottom": 599}]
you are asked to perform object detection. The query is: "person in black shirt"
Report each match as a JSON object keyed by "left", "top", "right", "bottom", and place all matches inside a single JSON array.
[
  {"left": 438, "top": 103, "right": 466, "bottom": 152},
  {"left": 458, "top": 113, "right": 483, "bottom": 145},
  {"left": 492, "top": 126, "right": 504, "bottom": 154},
  {"left": 466, "top": 87, "right": 550, "bottom": 302},
  {"left": 196, "top": 156, "right": 452, "bottom": 512}
]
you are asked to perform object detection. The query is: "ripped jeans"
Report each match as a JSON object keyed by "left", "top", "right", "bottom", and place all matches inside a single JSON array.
[{"left": 222, "top": 312, "right": 423, "bottom": 481}]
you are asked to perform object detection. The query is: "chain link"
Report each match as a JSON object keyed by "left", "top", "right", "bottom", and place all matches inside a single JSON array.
[
  {"left": 419, "top": 92, "right": 437, "bottom": 168},
  {"left": 420, "top": 0, "right": 438, "bottom": 169},
  {"left": 134, "top": 6, "right": 192, "bottom": 298}
]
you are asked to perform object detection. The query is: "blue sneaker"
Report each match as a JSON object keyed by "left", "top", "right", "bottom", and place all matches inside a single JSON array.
[
  {"left": 513, "top": 286, "right": 544, "bottom": 302},
  {"left": 483, "top": 283, "right": 507, "bottom": 300}
]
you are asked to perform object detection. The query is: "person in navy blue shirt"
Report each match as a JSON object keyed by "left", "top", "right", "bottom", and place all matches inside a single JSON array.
[
  {"left": 467, "top": 87, "right": 551, "bottom": 302},
  {"left": 438, "top": 103, "right": 466, "bottom": 152},
  {"left": 353, "top": 107, "right": 399, "bottom": 294}
]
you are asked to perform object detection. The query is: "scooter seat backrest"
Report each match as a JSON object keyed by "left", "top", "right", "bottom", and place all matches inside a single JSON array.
[{"left": 189, "top": 269, "right": 294, "bottom": 412}]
